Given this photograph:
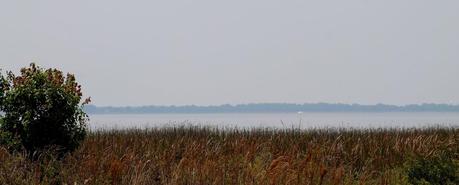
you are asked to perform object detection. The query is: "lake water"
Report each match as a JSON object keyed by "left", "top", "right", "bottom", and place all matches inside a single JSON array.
[{"left": 88, "top": 112, "right": 459, "bottom": 130}]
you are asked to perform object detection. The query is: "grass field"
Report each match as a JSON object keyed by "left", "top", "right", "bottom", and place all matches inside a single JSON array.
[{"left": 1, "top": 127, "right": 458, "bottom": 185}]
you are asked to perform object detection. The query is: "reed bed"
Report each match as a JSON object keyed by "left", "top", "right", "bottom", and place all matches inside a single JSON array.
[{"left": 1, "top": 126, "right": 458, "bottom": 185}]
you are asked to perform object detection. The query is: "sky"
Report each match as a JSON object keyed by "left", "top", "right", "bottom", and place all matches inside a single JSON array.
[{"left": 1, "top": 1, "right": 459, "bottom": 106}]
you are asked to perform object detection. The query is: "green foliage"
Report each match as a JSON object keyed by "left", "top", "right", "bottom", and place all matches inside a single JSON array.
[
  {"left": 0, "top": 129, "right": 22, "bottom": 151},
  {"left": 405, "top": 154, "right": 459, "bottom": 185},
  {"left": 0, "top": 63, "right": 90, "bottom": 156}
]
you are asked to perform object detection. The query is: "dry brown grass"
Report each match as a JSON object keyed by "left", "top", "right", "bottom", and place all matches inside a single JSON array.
[{"left": 1, "top": 126, "right": 458, "bottom": 185}]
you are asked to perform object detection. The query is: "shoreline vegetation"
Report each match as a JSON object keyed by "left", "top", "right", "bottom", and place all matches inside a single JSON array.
[
  {"left": 85, "top": 103, "right": 459, "bottom": 114},
  {"left": 1, "top": 126, "right": 458, "bottom": 184}
]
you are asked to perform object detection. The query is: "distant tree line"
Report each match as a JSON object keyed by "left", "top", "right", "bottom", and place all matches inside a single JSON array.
[{"left": 84, "top": 103, "right": 459, "bottom": 114}]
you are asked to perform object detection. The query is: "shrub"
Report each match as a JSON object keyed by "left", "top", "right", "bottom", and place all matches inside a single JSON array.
[
  {"left": 405, "top": 154, "right": 459, "bottom": 185},
  {"left": 0, "top": 63, "right": 90, "bottom": 156}
]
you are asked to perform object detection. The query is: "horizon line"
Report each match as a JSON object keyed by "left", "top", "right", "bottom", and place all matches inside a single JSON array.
[{"left": 86, "top": 102, "right": 459, "bottom": 108}]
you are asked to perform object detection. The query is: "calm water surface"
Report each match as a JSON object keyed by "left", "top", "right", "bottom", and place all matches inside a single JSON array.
[{"left": 88, "top": 112, "right": 459, "bottom": 130}]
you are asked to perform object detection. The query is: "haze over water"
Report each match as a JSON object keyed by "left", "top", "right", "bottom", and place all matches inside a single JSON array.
[
  {"left": 89, "top": 112, "right": 459, "bottom": 130},
  {"left": 3, "top": 1, "right": 459, "bottom": 131}
]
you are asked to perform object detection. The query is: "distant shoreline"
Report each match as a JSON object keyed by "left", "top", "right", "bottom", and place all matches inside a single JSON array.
[{"left": 84, "top": 103, "right": 459, "bottom": 114}]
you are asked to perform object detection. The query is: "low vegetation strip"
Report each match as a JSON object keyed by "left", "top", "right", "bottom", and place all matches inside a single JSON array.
[{"left": 1, "top": 127, "right": 458, "bottom": 185}]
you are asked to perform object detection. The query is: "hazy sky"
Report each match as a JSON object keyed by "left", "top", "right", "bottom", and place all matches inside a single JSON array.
[{"left": 1, "top": 1, "right": 459, "bottom": 106}]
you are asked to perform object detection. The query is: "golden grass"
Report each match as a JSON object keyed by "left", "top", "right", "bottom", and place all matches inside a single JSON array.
[{"left": 1, "top": 126, "right": 458, "bottom": 185}]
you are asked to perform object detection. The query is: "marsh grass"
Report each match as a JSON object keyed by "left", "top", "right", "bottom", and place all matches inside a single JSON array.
[{"left": 1, "top": 126, "right": 458, "bottom": 184}]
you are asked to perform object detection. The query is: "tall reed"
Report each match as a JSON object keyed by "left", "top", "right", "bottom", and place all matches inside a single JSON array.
[{"left": 1, "top": 127, "right": 458, "bottom": 184}]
